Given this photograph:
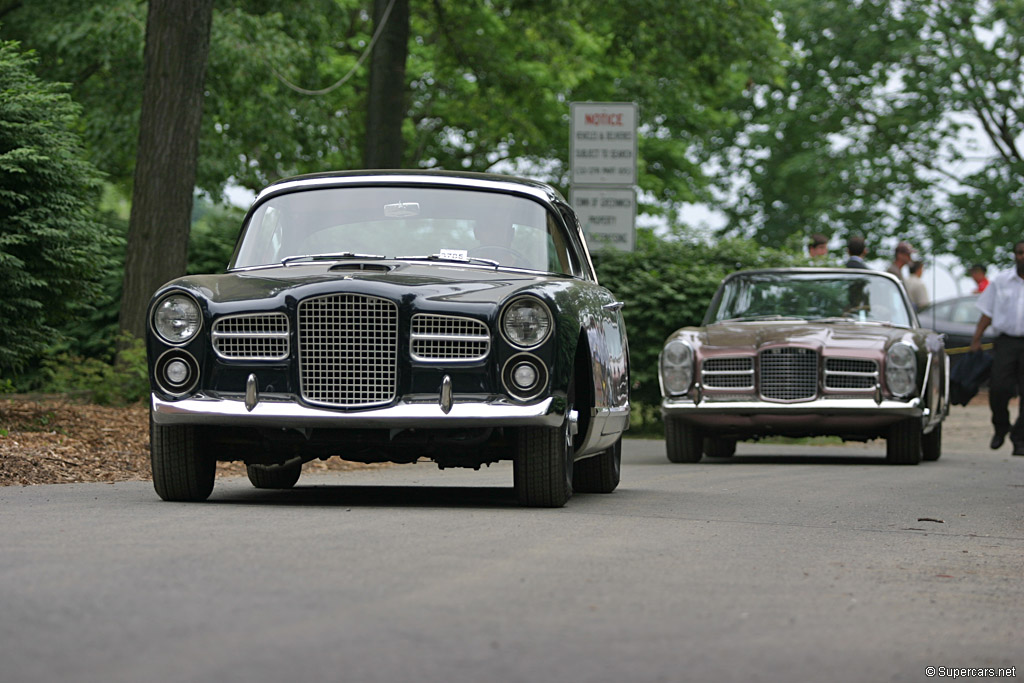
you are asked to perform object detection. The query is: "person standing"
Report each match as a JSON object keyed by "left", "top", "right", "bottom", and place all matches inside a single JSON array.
[
  {"left": 904, "top": 260, "right": 929, "bottom": 311},
  {"left": 970, "top": 263, "right": 990, "bottom": 293},
  {"left": 808, "top": 233, "right": 829, "bottom": 260},
  {"left": 845, "top": 236, "right": 870, "bottom": 268},
  {"left": 887, "top": 241, "right": 915, "bottom": 278},
  {"left": 970, "top": 240, "right": 1024, "bottom": 455}
]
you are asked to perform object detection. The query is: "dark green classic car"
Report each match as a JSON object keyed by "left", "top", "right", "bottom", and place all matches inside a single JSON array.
[{"left": 147, "top": 170, "right": 629, "bottom": 507}]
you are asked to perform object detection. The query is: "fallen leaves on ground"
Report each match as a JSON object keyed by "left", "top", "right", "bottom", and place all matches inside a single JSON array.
[{"left": 0, "top": 397, "right": 388, "bottom": 487}]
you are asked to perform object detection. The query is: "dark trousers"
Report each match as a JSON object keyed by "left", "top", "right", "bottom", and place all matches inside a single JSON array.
[{"left": 989, "top": 335, "right": 1024, "bottom": 444}]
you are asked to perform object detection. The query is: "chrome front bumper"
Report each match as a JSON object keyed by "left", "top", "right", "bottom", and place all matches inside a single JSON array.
[
  {"left": 152, "top": 393, "right": 564, "bottom": 429},
  {"left": 662, "top": 396, "right": 925, "bottom": 418}
]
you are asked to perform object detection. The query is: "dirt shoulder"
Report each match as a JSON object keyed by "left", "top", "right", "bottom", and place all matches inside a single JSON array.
[{"left": 0, "top": 397, "right": 388, "bottom": 487}]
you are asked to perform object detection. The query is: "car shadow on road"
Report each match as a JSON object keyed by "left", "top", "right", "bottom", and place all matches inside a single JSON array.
[
  {"left": 206, "top": 484, "right": 525, "bottom": 509},
  {"left": 703, "top": 453, "right": 896, "bottom": 465}
]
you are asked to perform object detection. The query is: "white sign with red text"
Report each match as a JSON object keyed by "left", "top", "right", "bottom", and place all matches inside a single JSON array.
[{"left": 570, "top": 102, "right": 638, "bottom": 186}]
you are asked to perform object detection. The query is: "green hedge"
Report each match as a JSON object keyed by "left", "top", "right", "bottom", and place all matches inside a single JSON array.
[{"left": 592, "top": 230, "right": 802, "bottom": 409}]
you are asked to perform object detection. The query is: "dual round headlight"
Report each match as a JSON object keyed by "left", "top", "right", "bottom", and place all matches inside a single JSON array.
[
  {"left": 501, "top": 297, "right": 551, "bottom": 348},
  {"left": 152, "top": 293, "right": 202, "bottom": 344},
  {"left": 885, "top": 342, "right": 917, "bottom": 397},
  {"left": 660, "top": 338, "right": 694, "bottom": 395}
]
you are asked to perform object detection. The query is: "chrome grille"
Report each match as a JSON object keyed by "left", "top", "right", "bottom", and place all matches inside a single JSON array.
[
  {"left": 824, "top": 357, "right": 878, "bottom": 390},
  {"left": 702, "top": 357, "right": 754, "bottom": 389},
  {"left": 212, "top": 313, "right": 289, "bottom": 360},
  {"left": 411, "top": 314, "right": 490, "bottom": 362},
  {"left": 759, "top": 347, "right": 818, "bottom": 401},
  {"left": 298, "top": 294, "right": 398, "bottom": 407}
]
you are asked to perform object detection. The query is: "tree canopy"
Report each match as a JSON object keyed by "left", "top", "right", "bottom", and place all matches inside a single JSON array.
[{"left": 712, "top": 0, "right": 1023, "bottom": 269}]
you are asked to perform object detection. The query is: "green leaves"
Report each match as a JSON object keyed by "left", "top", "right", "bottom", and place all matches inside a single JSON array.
[{"left": 0, "top": 40, "right": 115, "bottom": 374}]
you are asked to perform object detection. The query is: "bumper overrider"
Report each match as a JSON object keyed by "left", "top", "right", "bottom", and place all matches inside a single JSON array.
[{"left": 152, "top": 393, "right": 565, "bottom": 429}]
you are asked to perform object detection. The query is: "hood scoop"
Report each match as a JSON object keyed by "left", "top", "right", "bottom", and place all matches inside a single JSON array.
[{"left": 328, "top": 263, "right": 394, "bottom": 274}]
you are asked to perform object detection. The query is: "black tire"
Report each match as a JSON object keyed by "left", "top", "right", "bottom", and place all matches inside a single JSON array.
[
  {"left": 514, "top": 420, "right": 573, "bottom": 508},
  {"left": 886, "top": 417, "right": 922, "bottom": 465},
  {"left": 246, "top": 460, "right": 302, "bottom": 489},
  {"left": 574, "top": 438, "right": 621, "bottom": 494},
  {"left": 703, "top": 437, "right": 737, "bottom": 458},
  {"left": 922, "top": 424, "right": 942, "bottom": 462},
  {"left": 150, "top": 417, "right": 215, "bottom": 501},
  {"left": 665, "top": 418, "right": 702, "bottom": 463}
]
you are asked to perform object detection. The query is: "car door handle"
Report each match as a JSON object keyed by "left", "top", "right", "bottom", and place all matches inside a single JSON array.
[{"left": 603, "top": 301, "right": 625, "bottom": 311}]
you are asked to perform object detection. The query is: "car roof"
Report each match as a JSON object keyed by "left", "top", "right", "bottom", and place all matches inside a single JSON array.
[{"left": 256, "top": 169, "right": 566, "bottom": 206}]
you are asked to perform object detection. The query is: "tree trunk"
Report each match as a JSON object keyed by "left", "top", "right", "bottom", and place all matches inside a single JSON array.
[
  {"left": 118, "top": 0, "right": 214, "bottom": 340},
  {"left": 363, "top": 0, "right": 410, "bottom": 169}
]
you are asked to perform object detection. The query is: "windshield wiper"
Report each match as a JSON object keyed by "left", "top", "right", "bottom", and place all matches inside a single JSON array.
[
  {"left": 395, "top": 254, "right": 500, "bottom": 267},
  {"left": 281, "top": 252, "right": 386, "bottom": 265}
]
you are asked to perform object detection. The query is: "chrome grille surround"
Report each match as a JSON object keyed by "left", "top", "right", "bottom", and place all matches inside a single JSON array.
[
  {"left": 411, "top": 314, "right": 490, "bottom": 362},
  {"left": 759, "top": 347, "right": 818, "bottom": 402},
  {"left": 212, "top": 313, "right": 289, "bottom": 360},
  {"left": 298, "top": 294, "right": 398, "bottom": 408},
  {"left": 824, "top": 357, "right": 878, "bottom": 390},
  {"left": 701, "top": 357, "right": 754, "bottom": 389}
]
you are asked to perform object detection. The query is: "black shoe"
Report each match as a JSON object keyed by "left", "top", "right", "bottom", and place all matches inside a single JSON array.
[
  {"left": 1013, "top": 443, "right": 1024, "bottom": 456},
  {"left": 990, "top": 428, "right": 1010, "bottom": 449}
]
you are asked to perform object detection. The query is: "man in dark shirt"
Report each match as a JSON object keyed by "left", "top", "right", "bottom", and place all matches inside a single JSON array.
[{"left": 845, "top": 236, "right": 870, "bottom": 269}]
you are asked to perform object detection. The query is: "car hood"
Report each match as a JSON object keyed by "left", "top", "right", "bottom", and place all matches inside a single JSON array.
[
  {"left": 694, "top": 320, "right": 910, "bottom": 351},
  {"left": 160, "top": 261, "right": 569, "bottom": 307}
]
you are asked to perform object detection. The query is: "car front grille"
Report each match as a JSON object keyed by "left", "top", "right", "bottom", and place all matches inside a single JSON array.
[
  {"left": 212, "top": 313, "right": 289, "bottom": 360},
  {"left": 411, "top": 314, "right": 490, "bottom": 362},
  {"left": 824, "top": 357, "right": 878, "bottom": 390},
  {"left": 298, "top": 294, "right": 398, "bottom": 407},
  {"left": 702, "top": 357, "right": 754, "bottom": 389},
  {"left": 759, "top": 347, "right": 818, "bottom": 401}
]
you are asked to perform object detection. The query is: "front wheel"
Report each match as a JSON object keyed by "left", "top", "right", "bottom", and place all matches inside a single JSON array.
[
  {"left": 665, "top": 418, "right": 702, "bottom": 463},
  {"left": 514, "top": 418, "right": 574, "bottom": 507},
  {"left": 922, "top": 424, "right": 942, "bottom": 462},
  {"left": 246, "top": 459, "right": 302, "bottom": 489},
  {"left": 886, "top": 418, "right": 922, "bottom": 465},
  {"left": 150, "top": 418, "right": 215, "bottom": 501},
  {"left": 574, "top": 439, "right": 621, "bottom": 494}
]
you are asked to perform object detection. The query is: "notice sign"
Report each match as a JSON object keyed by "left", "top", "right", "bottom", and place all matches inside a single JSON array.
[
  {"left": 570, "top": 187, "right": 636, "bottom": 252},
  {"left": 570, "top": 102, "right": 638, "bottom": 186}
]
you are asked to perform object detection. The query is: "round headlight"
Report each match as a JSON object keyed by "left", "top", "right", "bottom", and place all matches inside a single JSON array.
[
  {"left": 885, "top": 342, "right": 917, "bottom": 397},
  {"left": 153, "top": 293, "right": 201, "bottom": 344},
  {"left": 501, "top": 297, "right": 552, "bottom": 348},
  {"left": 661, "top": 339, "right": 694, "bottom": 395}
]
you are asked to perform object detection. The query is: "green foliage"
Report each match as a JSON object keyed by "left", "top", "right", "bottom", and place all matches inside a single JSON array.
[
  {"left": 39, "top": 333, "right": 148, "bottom": 406},
  {"left": 188, "top": 200, "right": 245, "bottom": 274},
  {"left": 592, "top": 232, "right": 801, "bottom": 405},
  {"left": 0, "top": 39, "right": 117, "bottom": 375},
  {"left": 714, "top": 0, "right": 1024, "bottom": 270},
  {"left": 2, "top": 0, "right": 785, "bottom": 217}
]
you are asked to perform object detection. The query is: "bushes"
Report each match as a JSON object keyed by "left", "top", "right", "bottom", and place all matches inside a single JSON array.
[
  {"left": 0, "top": 40, "right": 117, "bottom": 375},
  {"left": 592, "top": 230, "right": 801, "bottom": 426}
]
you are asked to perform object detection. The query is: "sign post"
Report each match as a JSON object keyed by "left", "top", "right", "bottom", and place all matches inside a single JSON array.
[{"left": 569, "top": 102, "right": 637, "bottom": 251}]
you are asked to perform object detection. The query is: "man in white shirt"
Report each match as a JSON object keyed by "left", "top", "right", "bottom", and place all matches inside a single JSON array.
[
  {"left": 971, "top": 240, "right": 1024, "bottom": 455},
  {"left": 904, "top": 261, "right": 929, "bottom": 311}
]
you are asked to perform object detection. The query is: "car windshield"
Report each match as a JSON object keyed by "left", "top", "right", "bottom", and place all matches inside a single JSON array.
[
  {"left": 706, "top": 272, "right": 913, "bottom": 326},
  {"left": 231, "top": 186, "right": 580, "bottom": 275}
]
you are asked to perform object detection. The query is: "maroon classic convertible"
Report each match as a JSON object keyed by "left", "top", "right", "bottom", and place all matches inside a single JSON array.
[{"left": 659, "top": 268, "right": 948, "bottom": 464}]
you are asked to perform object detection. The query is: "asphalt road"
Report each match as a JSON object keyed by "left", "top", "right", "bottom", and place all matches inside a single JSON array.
[{"left": 1, "top": 436, "right": 1021, "bottom": 683}]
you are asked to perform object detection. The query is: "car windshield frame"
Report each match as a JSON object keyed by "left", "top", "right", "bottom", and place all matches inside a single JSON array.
[
  {"left": 229, "top": 185, "right": 586, "bottom": 277},
  {"left": 704, "top": 271, "right": 914, "bottom": 327}
]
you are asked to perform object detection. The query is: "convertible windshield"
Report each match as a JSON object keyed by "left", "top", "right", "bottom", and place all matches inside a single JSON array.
[
  {"left": 232, "top": 186, "right": 580, "bottom": 275},
  {"left": 706, "top": 272, "right": 912, "bottom": 326}
]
